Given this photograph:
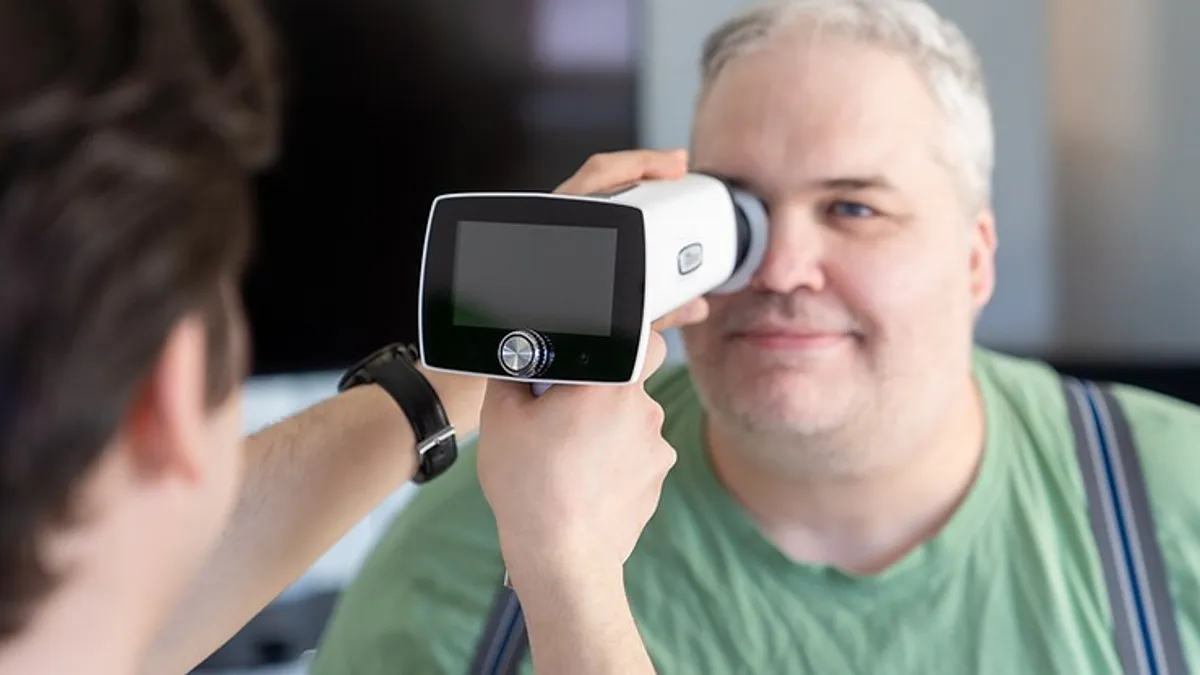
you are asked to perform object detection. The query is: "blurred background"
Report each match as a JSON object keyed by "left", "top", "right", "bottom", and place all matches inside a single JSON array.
[{"left": 199, "top": 0, "right": 1199, "bottom": 672}]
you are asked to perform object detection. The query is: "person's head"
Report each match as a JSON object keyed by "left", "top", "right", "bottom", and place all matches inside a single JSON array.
[
  {"left": 0, "top": 0, "right": 278, "bottom": 645},
  {"left": 681, "top": 0, "right": 997, "bottom": 473}
]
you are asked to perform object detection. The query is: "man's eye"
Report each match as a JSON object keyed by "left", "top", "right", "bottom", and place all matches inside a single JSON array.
[{"left": 827, "top": 201, "right": 880, "bottom": 219}]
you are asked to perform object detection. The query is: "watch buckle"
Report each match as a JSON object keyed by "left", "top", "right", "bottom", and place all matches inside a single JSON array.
[{"left": 417, "top": 426, "right": 456, "bottom": 457}]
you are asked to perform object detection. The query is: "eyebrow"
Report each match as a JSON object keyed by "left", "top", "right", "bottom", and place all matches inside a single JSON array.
[
  {"left": 693, "top": 168, "right": 897, "bottom": 196},
  {"left": 811, "top": 175, "right": 896, "bottom": 192}
]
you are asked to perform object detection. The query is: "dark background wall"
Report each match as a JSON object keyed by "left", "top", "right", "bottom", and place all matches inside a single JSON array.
[{"left": 244, "top": 0, "right": 638, "bottom": 375}]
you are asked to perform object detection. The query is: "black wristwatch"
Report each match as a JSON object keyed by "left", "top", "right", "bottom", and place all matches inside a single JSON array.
[{"left": 337, "top": 343, "right": 458, "bottom": 484}]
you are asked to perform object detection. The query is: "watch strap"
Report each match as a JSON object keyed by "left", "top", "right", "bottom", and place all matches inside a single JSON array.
[
  {"left": 339, "top": 344, "right": 458, "bottom": 484},
  {"left": 369, "top": 355, "right": 457, "bottom": 483}
]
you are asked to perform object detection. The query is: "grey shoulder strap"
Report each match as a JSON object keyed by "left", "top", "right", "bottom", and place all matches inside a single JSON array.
[
  {"left": 468, "top": 583, "right": 529, "bottom": 675},
  {"left": 1063, "top": 376, "right": 1188, "bottom": 674}
]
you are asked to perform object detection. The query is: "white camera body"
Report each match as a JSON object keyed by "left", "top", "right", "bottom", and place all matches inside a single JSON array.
[{"left": 417, "top": 172, "right": 768, "bottom": 387}]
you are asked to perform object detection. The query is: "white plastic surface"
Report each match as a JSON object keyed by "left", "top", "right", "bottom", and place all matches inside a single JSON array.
[
  {"left": 417, "top": 175, "right": 758, "bottom": 386},
  {"left": 611, "top": 173, "right": 744, "bottom": 321}
]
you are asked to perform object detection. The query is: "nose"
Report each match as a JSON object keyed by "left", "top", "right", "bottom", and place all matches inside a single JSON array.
[{"left": 750, "top": 203, "right": 827, "bottom": 294}]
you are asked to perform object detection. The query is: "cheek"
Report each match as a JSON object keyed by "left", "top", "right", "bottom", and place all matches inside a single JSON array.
[
  {"left": 681, "top": 293, "right": 740, "bottom": 353},
  {"left": 829, "top": 234, "right": 973, "bottom": 341}
]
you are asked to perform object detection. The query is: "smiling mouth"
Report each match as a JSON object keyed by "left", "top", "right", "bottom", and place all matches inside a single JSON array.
[{"left": 729, "top": 330, "right": 854, "bottom": 351}]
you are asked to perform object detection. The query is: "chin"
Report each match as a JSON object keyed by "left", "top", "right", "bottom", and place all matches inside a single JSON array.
[
  {"left": 706, "top": 369, "right": 860, "bottom": 436},
  {"left": 738, "top": 357, "right": 851, "bottom": 395}
]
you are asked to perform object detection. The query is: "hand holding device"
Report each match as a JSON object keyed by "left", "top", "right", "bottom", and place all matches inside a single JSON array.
[
  {"left": 473, "top": 328, "right": 676, "bottom": 675},
  {"left": 476, "top": 329, "right": 676, "bottom": 579},
  {"left": 460, "top": 150, "right": 720, "bottom": 675}
]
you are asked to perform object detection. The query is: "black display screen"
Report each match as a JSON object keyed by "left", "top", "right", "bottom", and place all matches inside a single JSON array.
[
  {"left": 451, "top": 220, "right": 618, "bottom": 337},
  {"left": 421, "top": 194, "right": 645, "bottom": 383}
]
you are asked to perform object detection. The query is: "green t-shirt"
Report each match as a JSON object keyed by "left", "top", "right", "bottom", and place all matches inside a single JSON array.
[{"left": 310, "top": 349, "right": 1200, "bottom": 674}]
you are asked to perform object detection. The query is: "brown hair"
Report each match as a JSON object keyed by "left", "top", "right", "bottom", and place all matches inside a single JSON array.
[{"left": 0, "top": 0, "right": 279, "bottom": 638}]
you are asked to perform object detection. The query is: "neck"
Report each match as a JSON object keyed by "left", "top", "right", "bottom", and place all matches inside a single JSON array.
[
  {"left": 707, "top": 376, "right": 986, "bottom": 576},
  {"left": 0, "top": 576, "right": 151, "bottom": 675},
  {"left": 0, "top": 517, "right": 167, "bottom": 675}
]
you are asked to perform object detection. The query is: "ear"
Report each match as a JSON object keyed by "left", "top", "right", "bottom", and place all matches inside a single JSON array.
[
  {"left": 123, "top": 317, "right": 211, "bottom": 484},
  {"left": 968, "top": 208, "right": 997, "bottom": 312}
]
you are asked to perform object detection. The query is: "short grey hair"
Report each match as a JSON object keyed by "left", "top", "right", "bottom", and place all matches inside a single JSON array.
[{"left": 699, "top": 0, "right": 994, "bottom": 208}]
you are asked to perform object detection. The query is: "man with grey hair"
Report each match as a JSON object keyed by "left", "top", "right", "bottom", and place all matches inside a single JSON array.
[{"left": 314, "top": 1, "right": 1200, "bottom": 673}]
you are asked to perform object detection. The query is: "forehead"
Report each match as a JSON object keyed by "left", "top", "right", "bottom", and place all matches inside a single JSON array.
[{"left": 691, "top": 37, "right": 948, "bottom": 194}]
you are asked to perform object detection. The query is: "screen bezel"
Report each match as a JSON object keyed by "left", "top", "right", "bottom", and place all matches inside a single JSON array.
[{"left": 421, "top": 194, "right": 646, "bottom": 382}]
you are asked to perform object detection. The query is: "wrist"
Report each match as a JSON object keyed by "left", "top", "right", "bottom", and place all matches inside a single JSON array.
[
  {"left": 510, "top": 556, "right": 627, "bottom": 612},
  {"left": 338, "top": 343, "right": 461, "bottom": 484},
  {"left": 504, "top": 538, "right": 626, "bottom": 593},
  {"left": 510, "top": 561, "right": 652, "bottom": 674},
  {"left": 419, "top": 368, "right": 485, "bottom": 437}
]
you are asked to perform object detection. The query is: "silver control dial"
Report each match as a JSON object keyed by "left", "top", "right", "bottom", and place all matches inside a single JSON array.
[{"left": 497, "top": 330, "right": 553, "bottom": 378}]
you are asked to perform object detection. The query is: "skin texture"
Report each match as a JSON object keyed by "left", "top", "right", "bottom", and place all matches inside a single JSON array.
[{"left": 680, "top": 33, "right": 999, "bottom": 574}]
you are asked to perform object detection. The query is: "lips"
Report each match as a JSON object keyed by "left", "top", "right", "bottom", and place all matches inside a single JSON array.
[{"left": 729, "top": 326, "right": 853, "bottom": 351}]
